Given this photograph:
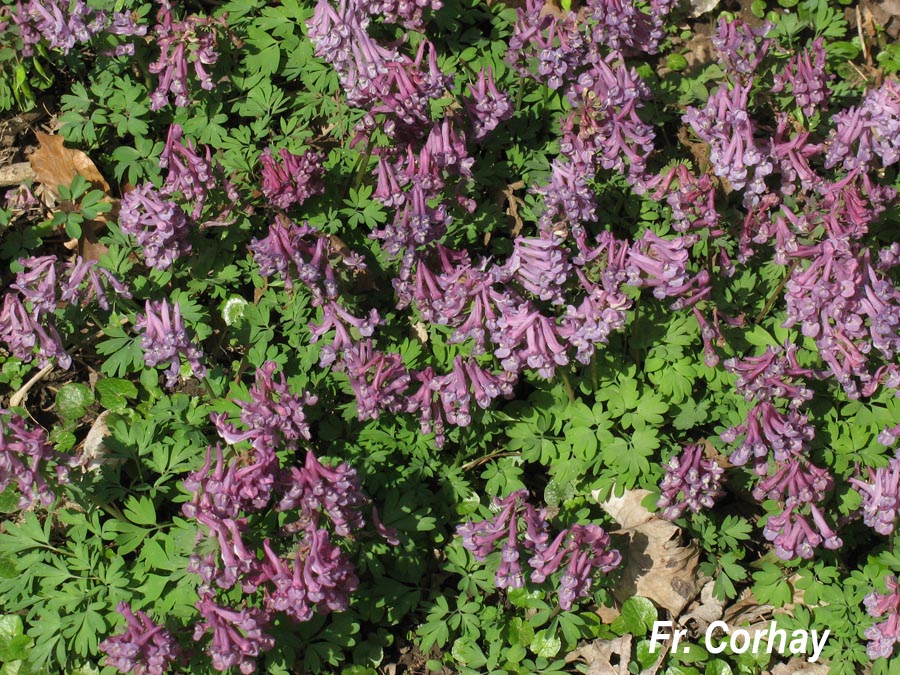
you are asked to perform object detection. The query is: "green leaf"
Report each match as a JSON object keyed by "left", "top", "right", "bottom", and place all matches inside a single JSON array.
[
  {"left": 0, "top": 486, "right": 18, "bottom": 513},
  {"left": 55, "top": 383, "right": 94, "bottom": 420},
  {"left": 0, "top": 616, "right": 31, "bottom": 662},
  {"left": 0, "top": 556, "right": 17, "bottom": 579},
  {"left": 611, "top": 597, "right": 657, "bottom": 636},
  {"left": 96, "top": 378, "right": 138, "bottom": 410},
  {"left": 529, "top": 630, "right": 561, "bottom": 658},
  {"left": 705, "top": 659, "right": 733, "bottom": 675},
  {"left": 124, "top": 496, "right": 156, "bottom": 526}
]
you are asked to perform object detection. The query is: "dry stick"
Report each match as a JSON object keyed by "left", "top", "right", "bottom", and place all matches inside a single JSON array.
[
  {"left": 0, "top": 161, "right": 35, "bottom": 187},
  {"left": 460, "top": 450, "right": 520, "bottom": 472},
  {"left": 9, "top": 363, "right": 54, "bottom": 408}
]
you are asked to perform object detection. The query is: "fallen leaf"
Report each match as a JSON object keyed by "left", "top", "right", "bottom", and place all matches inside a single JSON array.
[
  {"left": 29, "top": 131, "right": 110, "bottom": 197},
  {"left": 566, "top": 635, "right": 632, "bottom": 675},
  {"left": 687, "top": 0, "right": 720, "bottom": 17},
  {"left": 723, "top": 587, "right": 773, "bottom": 626},
  {"left": 599, "top": 489, "right": 706, "bottom": 617},
  {"left": 765, "top": 660, "right": 829, "bottom": 675},
  {"left": 680, "top": 578, "right": 726, "bottom": 630},
  {"left": 81, "top": 410, "right": 115, "bottom": 472}
]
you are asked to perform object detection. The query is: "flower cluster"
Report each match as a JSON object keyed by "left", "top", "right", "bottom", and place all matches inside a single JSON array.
[
  {"left": 657, "top": 444, "right": 725, "bottom": 520},
  {"left": 259, "top": 148, "right": 326, "bottom": 210},
  {"left": 712, "top": 15, "right": 772, "bottom": 76},
  {"left": 193, "top": 590, "right": 274, "bottom": 675},
  {"left": 9, "top": 0, "right": 145, "bottom": 56},
  {"left": 99, "top": 604, "right": 182, "bottom": 675},
  {"left": 149, "top": 1, "right": 226, "bottom": 109},
  {"left": 865, "top": 576, "right": 900, "bottom": 659},
  {"left": 466, "top": 67, "right": 513, "bottom": 140},
  {"left": 771, "top": 38, "right": 832, "bottom": 117},
  {"left": 457, "top": 490, "right": 621, "bottom": 608},
  {"left": 119, "top": 185, "right": 192, "bottom": 270},
  {"left": 135, "top": 299, "right": 207, "bottom": 389},
  {"left": 0, "top": 410, "right": 73, "bottom": 509},
  {"left": 850, "top": 459, "right": 900, "bottom": 536}
]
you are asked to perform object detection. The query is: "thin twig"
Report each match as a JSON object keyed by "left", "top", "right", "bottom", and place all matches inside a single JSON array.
[
  {"left": 9, "top": 363, "right": 54, "bottom": 409},
  {"left": 460, "top": 451, "right": 520, "bottom": 471}
]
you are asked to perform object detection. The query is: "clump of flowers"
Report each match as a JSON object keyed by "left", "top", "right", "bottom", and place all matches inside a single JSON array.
[
  {"left": 135, "top": 299, "right": 206, "bottom": 388},
  {"left": 259, "top": 148, "right": 326, "bottom": 210},
  {"left": 149, "top": 1, "right": 226, "bottom": 109},
  {"left": 864, "top": 576, "right": 900, "bottom": 659},
  {"left": 457, "top": 490, "right": 621, "bottom": 609},
  {"left": 850, "top": 459, "right": 900, "bottom": 536},
  {"left": 657, "top": 443, "right": 725, "bottom": 520},
  {"left": 119, "top": 184, "right": 192, "bottom": 270},
  {"left": 0, "top": 409, "right": 74, "bottom": 509},
  {"left": 99, "top": 603, "right": 182, "bottom": 675}
]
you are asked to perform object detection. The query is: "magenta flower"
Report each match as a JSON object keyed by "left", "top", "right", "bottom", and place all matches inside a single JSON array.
[
  {"left": 135, "top": 299, "right": 206, "bottom": 389},
  {"left": 657, "top": 444, "right": 725, "bottom": 520},
  {"left": 865, "top": 576, "right": 900, "bottom": 659},
  {"left": 753, "top": 457, "right": 833, "bottom": 507},
  {"left": 712, "top": 15, "right": 772, "bottom": 76},
  {"left": 0, "top": 293, "right": 71, "bottom": 369},
  {"left": 849, "top": 459, "right": 900, "bottom": 536},
  {"left": 0, "top": 409, "right": 74, "bottom": 509},
  {"left": 159, "top": 124, "right": 216, "bottom": 218},
  {"left": 193, "top": 590, "right": 274, "bottom": 674},
  {"left": 466, "top": 67, "right": 513, "bottom": 140},
  {"left": 772, "top": 38, "right": 832, "bottom": 117},
  {"left": 762, "top": 505, "right": 841, "bottom": 560},
  {"left": 100, "top": 603, "right": 182, "bottom": 675},
  {"left": 119, "top": 184, "right": 192, "bottom": 270},
  {"left": 259, "top": 148, "right": 325, "bottom": 210},
  {"left": 584, "top": 0, "right": 676, "bottom": 56},
  {"left": 149, "top": 1, "right": 225, "bottom": 109},
  {"left": 493, "top": 235, "right": 570, "bottom": 305}
]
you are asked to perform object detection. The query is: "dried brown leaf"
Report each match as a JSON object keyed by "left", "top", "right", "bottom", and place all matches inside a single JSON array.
[
  {"left": 566, "top": 635, "right": 632, "bottom": 675},
  {"left": 680, "top": 578, "right": 726, "bottom": 630},
  {"left": 29, "top": 131, "right": 110, "bottom": 197},
  {"left": 765, "top": 660, "right": 830, "bottom": 675},
  {"left": 599, "top": 489, "right": 706, "bottom": 617}
]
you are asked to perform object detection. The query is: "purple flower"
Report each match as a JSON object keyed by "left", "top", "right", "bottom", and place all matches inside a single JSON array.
[
  {"left": 762, "top": 505, "right": 841, "bottom": 560},
  {"left": 753, "top": 457, "right": 833, "bottom": 507},
  {"left": 507, "top": 0, "right": 585, "bottom": 90},
  {"left": 0, "top": 292, "right": 72, "bottom": 369},
  {"left": 193, "top": 590, "right": 274, "bottom": 674},
  {"left": 864, "top": 576, "right": 900, "bottom": 659},
  {"left": 135, "top": 299, "right": 206, "bottom": 389},
  {"left": 712, "top": 15, "right": 772, "bottom": 76},
  {"left": 357, "top": 0, "right": 442, "bottom": 30},
  {"left": 492, "top": 235, "right": 570, "bottom": 305},
  {"left": 12, "top": 0, "right": 145, "bottom": 56},
  {"left": 12, "top": 255, "right": 58, "bottom": 317},
  {"left": 684, "top": 81, "right": 773, "bottom": 200},
  {"left": 584, "top": 0, "right": 676, "bottom": 56},
  {"left": 259, "top": 148, "right": 325, "bottom": 210},
  {"left": 772, "top": 38, "right": 832, "bottom": 117},
  {"left": 159, "top": 124, "right": 216, "bottom": 218},
  {"left": 60, "top": 256, "right": 132, "bottom": 311},
  {"left": 0, "top": 409, "right": 74, "bottom": 509},
  {"left": 850, "top": 459, "right": 900, "bottom": 536},
  {"left": 722, "top": 401, "right": 815, "bottom": 474},
  {"left": 341, "top": 340, "right": 411, "bottom": 420},
  {"left": 723, "top": 344, "right": 814, "bottom": 407},
  {"left": 250, "top": 532, "right": 359, "bottom": 623},
  {"left": 826, "top": 79, "right": 900, "bottom": 172},
  {"left": 277, "top": 450, "right": 368, "bottom": 536},
  {"left": 458, "top": 490, "right": 621, "bottom": 607},
  {"left": 119, "top": 184, "right": 192, "bottom": 270},
  {"left": 149, "top": 1, "right": 225, "bottom": 109},
  {"left": 490, "top": 301, "right": 569, "bottom": 378},
  {"left": 657, "top": 444, "right": 725, "bottom": 519},
  {"left": 99, "top": 603, "right": 181, "bottom": 675},
  {"left": 466, "top": 67, "right": 513, "bottom": 140}
]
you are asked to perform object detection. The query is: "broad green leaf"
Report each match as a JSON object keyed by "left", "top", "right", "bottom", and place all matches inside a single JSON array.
[
  {"left": 611, "top": 596, "right": 657, "bottom": 636},
  {"left": 529, "top": 630, "right": 561, "bottom": 658},
  {"left": 95, "top": 378, "right": 138, "bottom": 410},
  {"left": 124, "top": 496, "right": 156, "bottom": 526},
  {"left": 55, "top": 383, "right": 94, "bottom": 420}
]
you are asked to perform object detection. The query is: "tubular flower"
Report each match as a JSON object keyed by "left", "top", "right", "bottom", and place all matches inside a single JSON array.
[
  {"left": 723, "top": 344, "right": 814, "bottom": 407},
  {"left": 657, "top": 444, "right": 725, "bottom": 520},
  {"left": 864, "top": 576, "right": 900, "bottom": 659},
  {"left": 12, "top": 0, "right": 145, "bottom": 56},
  {"left": 752, "top": 457, "right": 833, "bottom": 506},
  {"left": 492, "top": 235, "right": 571, "bottom": 305},
  {"left": 159, "top": 124, "right": 216, "bottom": 218},
  {"left": 119, "top": 184, "right": 192, "bottom": 270},
  {"left": 135, "top": 299, "right": 207, "bottom": 389},
  {"left": 149, "top": 1, "right": 226, "bottom": 109},
  {"left": 711, "top": 15, "right": 772, "bottom": 77},
  {"left": 721, "top": 401, "right": 815, "bottom": 474},
  {"left": 466, "top": 67, "right": 513, "bottom": 140},
  {"left": 849, "top": 459, "right": 900, "bottom": 536},
  {"left": 684, "top": 81, "right": 773, "bottom": 200},
  {"left": 0, "top": 292, "right": 71, "bottom": 369},
  {"left": 826, "top": 79, "right": 900, "bottom": 172},
  {"left": 507, "top": 0, "right": 585, "bottom": 90},
  {"left": 193, "top": 590, "right": 274, "bottom": 674},
  {"left": 99, "top": 603, "right": 182, "bottom": 675},
  {"left": 259, "top": 148, "right": 325, "bottom": 210},
  {"left": 583, "top": 0, "right": 676, "bottom": 56},
  {"left": 490, "top": 301, "right": 569, "bottom": 378},
  {"left": 277, "top": 450, "right": 369, "bottom": 537},
  {"left": 771, "top": 38, "right": 832, "bottom": 117},
  {"left": 0, "top": 409, "right": 74, "bottom": 509},
  {"left": 762, "top": 505, "right": 842, "bottom": 560}
]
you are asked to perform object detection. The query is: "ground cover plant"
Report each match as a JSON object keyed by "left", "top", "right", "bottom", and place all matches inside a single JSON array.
[{"left": 0, "top": 0, "right": 900, "bottom": 673}]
